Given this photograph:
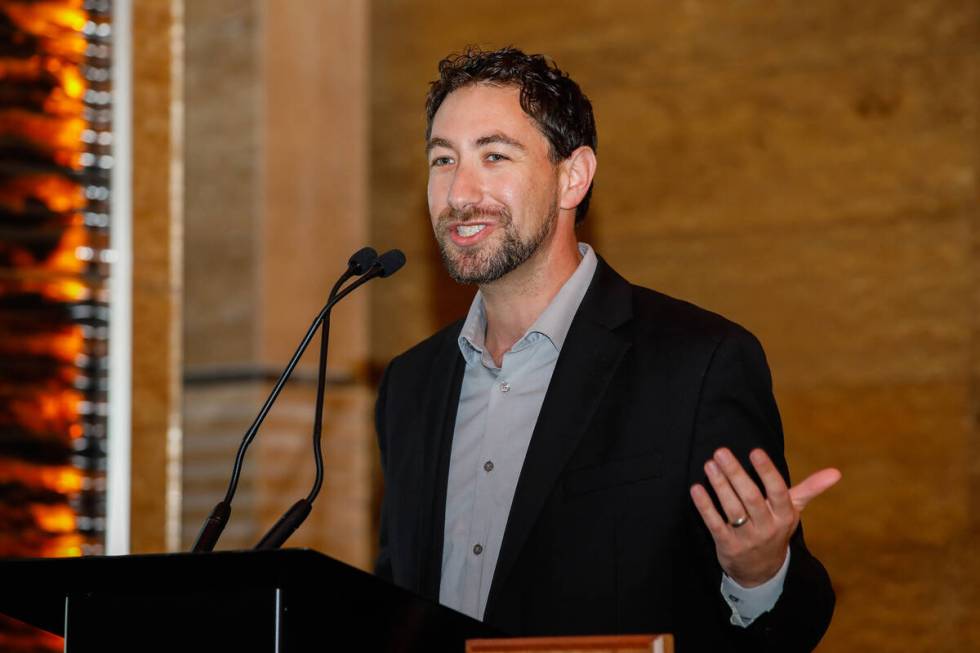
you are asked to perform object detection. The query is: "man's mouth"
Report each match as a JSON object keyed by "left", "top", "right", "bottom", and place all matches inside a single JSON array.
[
  {"left": 455, "top": 224, "right": 486, "bottom": 237},
  {"left": 447, "top": 221, "right": 495, "bottom": 246}
]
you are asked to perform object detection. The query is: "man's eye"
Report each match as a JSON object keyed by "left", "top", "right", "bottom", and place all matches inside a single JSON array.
[
  {"left": 431, "top": 156, "right": 453, "bottom": 167},
  {"left": 486, "top": 153, "right": 508, "bottom": 162}
]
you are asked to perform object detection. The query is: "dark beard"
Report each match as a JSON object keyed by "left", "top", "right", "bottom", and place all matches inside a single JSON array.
[{"left": 435, "top": 202, "right": 557, "bottom": 285}]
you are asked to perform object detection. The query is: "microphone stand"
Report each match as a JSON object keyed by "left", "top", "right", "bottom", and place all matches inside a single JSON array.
[
  {"left": 190, "top": 248, "right": 378, "bottom": 553},
  {"left": 254, "top": 249, "right": 405, "bottom": 550}
]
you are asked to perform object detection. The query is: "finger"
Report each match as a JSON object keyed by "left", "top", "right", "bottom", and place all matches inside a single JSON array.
[
  {"left": 713, "top": 448, "right": 770, "bottom": 524},
  {"left": 690, "top": 483, "right": 733, "bottom": 543},
  {"left": 749, "top": 448, "right": 793, "bottom": 518},
  {"left": 704, "top": 459, "right": 750, "bottom": 526},
  {"left": 788, "top": 468, "right": 842, "bottom": 511}
]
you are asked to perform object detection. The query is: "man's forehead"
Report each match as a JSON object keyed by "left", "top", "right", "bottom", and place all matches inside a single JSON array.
[{"left": 428, "top": 85, "right": 542, "bottom": 150}]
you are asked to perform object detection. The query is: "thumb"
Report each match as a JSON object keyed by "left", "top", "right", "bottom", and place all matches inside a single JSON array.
[{"left": 788, "top": 468, "right": 842, "bottom": 511}]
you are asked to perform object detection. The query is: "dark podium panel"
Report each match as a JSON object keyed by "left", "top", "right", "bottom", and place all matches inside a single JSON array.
[{"left": 0, "top": 548, "right": 500, "bottom": 652}]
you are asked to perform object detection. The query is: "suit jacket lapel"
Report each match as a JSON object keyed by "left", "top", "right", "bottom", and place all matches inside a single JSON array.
[
  {"left": 415, "top": 325, "right": 465, "bottom": 600},
  {"left": 485, "top": 258, "right": 634, "bottom": 618}
]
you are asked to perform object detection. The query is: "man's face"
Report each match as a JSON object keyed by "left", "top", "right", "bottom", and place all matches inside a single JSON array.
[{"left": 427, "top": 84, "right": 561, "bottom": 285}]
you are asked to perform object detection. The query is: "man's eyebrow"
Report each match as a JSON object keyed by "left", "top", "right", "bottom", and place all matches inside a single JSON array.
[
  {"left": 475, "top": 133, "right": 525, "bottom": 150},
  {"left": 426, "top": 133, "right": 526, "bottom": 153},
  {"left": 426, "top": 137, "right": 453, "bottom": 153}
]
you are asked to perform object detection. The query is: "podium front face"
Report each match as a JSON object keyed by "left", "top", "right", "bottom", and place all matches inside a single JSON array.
[
  {"left": 65, "top": 588, "right": 280, "bottom": 652},
  {"left": 1, "top": 550, "right": 501, "bottom": 652}
]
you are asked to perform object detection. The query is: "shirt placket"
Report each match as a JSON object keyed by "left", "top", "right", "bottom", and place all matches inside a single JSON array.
[
  {"left": 472, "top": 343, "right": 531, "bottom": 617},
  {"left": 458, "top": 357, "right": 496, "bottom": 618}
]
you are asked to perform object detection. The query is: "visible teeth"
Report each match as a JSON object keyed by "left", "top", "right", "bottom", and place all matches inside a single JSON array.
[{"left": 456, "top": 224, "right": 486, "bottom": 237}]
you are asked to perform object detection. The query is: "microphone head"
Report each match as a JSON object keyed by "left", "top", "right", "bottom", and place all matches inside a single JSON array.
[
  {"left": 376, "top": 249, "right": 406, "bottom": 278},
  {"left": 348, "top": 247, "right": 379, "bottom": 275}
]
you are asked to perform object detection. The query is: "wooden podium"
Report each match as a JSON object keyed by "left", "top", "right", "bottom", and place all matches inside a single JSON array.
[
  {"left": 0, "top": 548, "right": 500, "bottom": 652},
  {"left": 466, "top": 634, "right": 673, "bottom": 653}
]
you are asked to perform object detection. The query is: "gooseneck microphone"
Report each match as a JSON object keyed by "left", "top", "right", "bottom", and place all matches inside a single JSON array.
[
  {"left": 191, "top": 247, "right": 403, "bottom": 553},
  {"left": 331, "top": 246, "right": 380, "bottom": 299},
  {"left": 254, "top": 249, "right": 406, "bottom": 550}
]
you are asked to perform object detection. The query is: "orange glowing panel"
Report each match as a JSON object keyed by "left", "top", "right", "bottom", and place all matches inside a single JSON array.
[
  {"left": 8, "top": 388, "right": 82, "bottom": 434},
  {"left": 5, "top": 1, "right": 86, "bottom": 30},
  {"left": 0, "top": 224, "right": 87, "bottom": 271},
  {"left": 0, "top": 327, "right": 84, "bottom": 362},
  {"left": 0, "top": 112, "right": 85, "bottom": 155},
  {"left": 46, "top": 467, "right": 84, "bottom": 495},
  {"left": 36, "top": 279, "right": 89, "bottom": 302},
  {"left": 3, "top": 247, "right": 35, "bottom": 268},
  {"left": 0, "top": 55, "right": 86, "bottom": 104},
  {"left": 37, "top": 388, "right": 81, "bottom": 419},
  {"left": 0, "top": 55, "right": 47, "bottom": 81},
  {"left": 42, "top": 533, "right": 84, "bottom": 558},
  {"left": 3, "top": 3, "right": 87, "bottom": 59},
  {"left": 0, "top": 279, "right": 90, "bottom": 302},
  {"left": 0, "top": 0, "right": 103, "bottom": 584},
  {"left": 0, "top": 175, "right": 86, "bottom": 213},
  {"left": 50, "top": 328, "right": 85, "bottom": 360},
  {"left": 44, "top": 224, "right": 88, "bottom": 273},
  {"left": 0, "top": 280, "right": 85, "bottom": 303},
  {"left": 44, "top": 58, "right": 85, "bottom": 100},
  {"left": 30, "top": 504, "right": 77, "bottom": 533},
  {"left": 44, "top": 93, "right": 86, "bottom": 124},
  {"left": 0, "top": 460, "right": 83, "bottom": 495}
]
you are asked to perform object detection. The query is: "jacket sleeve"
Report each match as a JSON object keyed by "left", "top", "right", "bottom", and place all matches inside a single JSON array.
[{"left": 689, "top": 325, "right": 835, "bottom": 653}]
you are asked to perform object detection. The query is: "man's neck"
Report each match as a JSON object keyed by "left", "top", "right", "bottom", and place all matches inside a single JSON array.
[{"left": 480, "top": 231, "right": 582, "bottom": 367}]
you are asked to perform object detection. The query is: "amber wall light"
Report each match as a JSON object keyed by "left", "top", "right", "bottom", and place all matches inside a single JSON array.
[{"left": 0, "top": 0, "right": 120, "bottom": 650}]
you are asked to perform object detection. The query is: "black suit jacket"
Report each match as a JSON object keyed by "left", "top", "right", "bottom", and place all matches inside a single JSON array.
[{"left": 375, "top": 258, "right": 834, "bottom": 652}]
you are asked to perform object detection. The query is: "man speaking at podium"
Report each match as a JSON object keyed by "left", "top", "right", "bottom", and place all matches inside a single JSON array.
[{"left": 374, "top": 47, "right": 839, "bottom": 652}]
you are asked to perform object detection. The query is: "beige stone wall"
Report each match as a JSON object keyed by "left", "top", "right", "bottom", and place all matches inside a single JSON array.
[
  {"left": 131, "top": 0, "right": 182, "bottom": 554},
  {"left": 368, "top": 1, "right": 980, "bottom": 651},
  {"left": 183, "top": 0, "right": 260, "bottom": 368},
  {"left": 181, "top": 0, "right": 262, "bottom": 553},
  {"left": 181, "top": 0, "right": 373, "bottom": 567}
]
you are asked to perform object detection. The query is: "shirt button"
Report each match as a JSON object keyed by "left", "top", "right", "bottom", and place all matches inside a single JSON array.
[
  {"left": 500, "top": 382, "right": 511, "bottom": 393},
  {"left": 483, "top": 460, "right": 494, "bottom": 472},
  {"left": 473, "top": 544, "right": 483, "bottom": 555}
]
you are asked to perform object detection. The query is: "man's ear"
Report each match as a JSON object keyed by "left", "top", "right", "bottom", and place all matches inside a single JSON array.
[{"left": 559, "top": 146, "right": 597, "bottom": 212}]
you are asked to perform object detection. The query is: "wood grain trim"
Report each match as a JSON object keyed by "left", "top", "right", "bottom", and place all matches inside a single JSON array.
[{"left": 465, "top": 633, "right": 673, "bottom": 653}]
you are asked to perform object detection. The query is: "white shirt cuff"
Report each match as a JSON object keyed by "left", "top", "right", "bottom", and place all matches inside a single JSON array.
[{"left": 720, "top": 547, "right": 790, "bottom": 627}]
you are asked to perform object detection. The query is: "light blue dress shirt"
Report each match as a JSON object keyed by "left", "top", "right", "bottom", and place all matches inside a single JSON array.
[{"left": 439, "top": 243, "right": 786, "bottom": 626}]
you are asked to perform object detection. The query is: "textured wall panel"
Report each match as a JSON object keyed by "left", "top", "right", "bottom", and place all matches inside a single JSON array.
[
  {"left": 181, "top": 0, "right": 373, "bottom": 568},
  {"left": 131, "top": 0, "right": 181, "bottom": 555}
]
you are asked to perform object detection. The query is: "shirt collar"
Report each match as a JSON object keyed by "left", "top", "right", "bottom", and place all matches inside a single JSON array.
[{"left": 457, "top": 243, "right": 598, "bottom": 364}]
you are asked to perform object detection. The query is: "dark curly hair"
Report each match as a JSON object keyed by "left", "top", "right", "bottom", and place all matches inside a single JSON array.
[{"left": 425, "top": 47, "right": 597, "bottom": 224}]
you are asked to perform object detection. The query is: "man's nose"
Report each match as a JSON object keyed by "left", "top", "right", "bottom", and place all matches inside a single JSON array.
[{"left": 447, "top": 160, "right": 483, "bottom": 210}]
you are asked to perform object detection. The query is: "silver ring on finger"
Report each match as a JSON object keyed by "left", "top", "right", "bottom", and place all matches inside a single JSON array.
[{"left": 730, "top": 515, "right": 749, "bottom": 529}]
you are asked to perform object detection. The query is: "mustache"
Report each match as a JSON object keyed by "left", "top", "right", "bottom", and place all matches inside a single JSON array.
[{"left": 437, "top": 205, "right": 510, "bottom": 225}]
